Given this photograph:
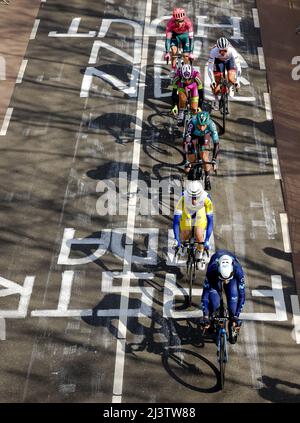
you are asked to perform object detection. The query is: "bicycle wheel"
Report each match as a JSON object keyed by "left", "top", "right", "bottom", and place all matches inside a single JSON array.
[
  {"left": 221, "top": 95, "right": 226, "bottom": 133},
  {"left": 219, "top": 334, "right": 226, "bottom": 389},
  {"left": 187, "top": 258, "right": 195, "bottom": 306}
]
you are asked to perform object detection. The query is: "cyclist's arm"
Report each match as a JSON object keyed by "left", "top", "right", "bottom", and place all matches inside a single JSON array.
[
  {"left": 207, "top": 55, "right": 215, "bottom": 84},
  {"left": 204, "top": 197, "right": 214, "bottom": 244},
  {"left": 173, "top": 214, "right": 181, "bottom": 243},
  {"left": 165, "top": 22, "right": 173, "bottom": 53},
  {"left": 201, "top": 277, "right": 211, "bottom": 316},
  {"left": 235, "top": 267, "right": 246, "bottom": 317},
  {"left": 208, "top": 120, "right": 220, "bottom": 159},
  {"left": 231, "top": 46, "right": 242, "bottom": 80},
  {"left": 185, "top": 120, "right": 195, "bottom": 139}
]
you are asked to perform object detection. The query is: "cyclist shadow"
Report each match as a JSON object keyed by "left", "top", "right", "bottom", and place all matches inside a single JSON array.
[
  {"left": 82, "top": 297, "right": 219, "bottom": 393},
  {"left": 258, "top": 375, "right": 300, "bottom": 402}
]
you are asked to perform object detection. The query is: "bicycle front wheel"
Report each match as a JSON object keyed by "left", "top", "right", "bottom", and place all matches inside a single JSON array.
[
  {"left": 187, "top": 259, "right": 195, "bottom": 306},
  {"left": 219, "top": 334, "right": 226, "bottom": 389}
]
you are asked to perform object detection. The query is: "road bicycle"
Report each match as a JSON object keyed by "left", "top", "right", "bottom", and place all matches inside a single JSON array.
[
  {"left": 175, "top": 227, "right": 209, "bottom": 306},
  {"left": 218, "top": 75, "right": 230, "bottom": 133},
  {"left": 202, "top": 282, "right": 240, "bottom": 389}
]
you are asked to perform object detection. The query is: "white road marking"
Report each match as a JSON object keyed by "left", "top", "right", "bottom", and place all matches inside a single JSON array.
[
  {"left": 252, "top": 8, "right": 260, "bottom": 28},
  {"left": 291, "top": 295, "right": 300, "bottom": 344},
  {"left": 49, "top": 17, "right": 96, "bottom": 37},
  {"left": 30, "top": 19, "right": 40, "bottom": 40},
  {"left": 0, "top": 275, "right": 35, "bottom": 318},
  {"left": 112, "top": 0, "right": 152, "bottom": 404},
  {"left": 271, "top": 147, "right": 282, "bottom": 180},
  {"left": 264, "top": 92, "right": 273, "bottom": 120},
  {"left": 0, "top": 318, "right": 6, "bottom": 340},
  {"left": 0, "top": 56, "right": 6, "bottom": 80},
  {"left": 280, "top": 213, "right": 292, "bottom": 253},
  {"left": 257, "top": 47, "right": 266, "bottom": 70},
  {"left": 0, "top": 107, "right": 13, "bottom": 136},
  {"left": 16, "top": 59, "right": 28, "bottom": 83}
]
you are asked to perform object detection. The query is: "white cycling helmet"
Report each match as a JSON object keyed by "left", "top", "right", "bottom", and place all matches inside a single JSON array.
[
  {"left": 181, "top": 63, "right": 192, "bottom": 80},
  {"left": 217, "top": 37, "right": 229, "bottom": 49},
  {"left": 185, "top": 180, "right": 204, "bottom": 198},
  {"left": 218, "top": 255, "right": 234, "bottom": 280}
]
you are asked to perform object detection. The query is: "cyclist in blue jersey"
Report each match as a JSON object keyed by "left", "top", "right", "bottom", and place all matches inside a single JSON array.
[
  {"left": 184, "top": 111, "right": 219, "bottom": 191},
  {"left": 201, "top": 250, "right": 246, "bottom": 344}
]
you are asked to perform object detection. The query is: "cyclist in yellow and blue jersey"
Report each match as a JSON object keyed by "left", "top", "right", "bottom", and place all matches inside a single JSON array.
[{"left": 173, "top": 180, "right": 214, "bottom": 262}]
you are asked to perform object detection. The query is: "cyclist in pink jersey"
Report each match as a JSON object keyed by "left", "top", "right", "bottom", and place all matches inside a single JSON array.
[
  {"left": 164, "top": 8, "right": 195, "bottom": 77},
  {"left": 171, "top": 63, "right": 203, "bottom": 126}
]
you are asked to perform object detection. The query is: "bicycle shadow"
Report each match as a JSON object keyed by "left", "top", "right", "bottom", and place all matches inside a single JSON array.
[{"left": 82, "top": 296, "right": 220, "bottom": 393}]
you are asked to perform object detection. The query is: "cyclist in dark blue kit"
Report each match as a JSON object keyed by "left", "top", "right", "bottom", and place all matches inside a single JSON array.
[{"left": 201, "top": 250, "right": 246, "bottom": 344}]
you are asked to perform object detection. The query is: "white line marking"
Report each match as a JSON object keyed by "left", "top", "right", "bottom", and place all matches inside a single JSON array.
[
  {"left": 264, "top": 92, "right": 273, "bottom": 120},
  {"left": 16, "top": 59, "right": 28, "bottom": 83},
  {"left": 0, "top": 318, "right": 6, "bottom": 340},
  {"left": 257, "top": 47, "right": 266, "bottom": 70},
  {"left": 271, "top": 147, "right": 282, "bottom": 180},
  {"left": 0, "top": 107, "right": 13, "bottom": 136},
  {"left": 112, "top": 0, "right": 152, "bottom": 404},
  {"left": 291, "top": 295, "right": 300, "bottom": 344},
  {"left": 252, "top": 8, "right": 260, "bottom": 28},
  {"left": 30, "top": 19, "right": 40, "bottom": 40},
  {"left": 280, "top": 213, "right": 292, "bottom": 253}
]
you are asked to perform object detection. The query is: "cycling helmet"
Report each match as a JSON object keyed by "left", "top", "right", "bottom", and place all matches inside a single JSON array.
[
  {"left": 217, "top": 37, "right": 229, "bottom": 49},
  {"left": 181, "top": 63, "right": 192, "bottom": 80},
  {"left": 186, "top": 180, "right": 204, "bottom": 198},
  {"left": 218, "top": 255, "right": 234, "bottom": 280},
  {"left": 196, "top": 111, "right": 210, "bottom": 126},
  {"left": 173, "top": 8, "right": 186, "bottom": 20}
]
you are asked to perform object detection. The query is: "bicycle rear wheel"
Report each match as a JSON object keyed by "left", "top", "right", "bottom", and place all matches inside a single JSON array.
[
  {"left": 221, "top": 95, "right": 226, "bottom": 133},
  {"left": 219, "top": 334, "right": 226, "bottom": 389}
]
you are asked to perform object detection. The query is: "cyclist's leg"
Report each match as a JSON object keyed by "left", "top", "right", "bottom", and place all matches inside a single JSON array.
[
  {"left": 224, "top": 281, "right": 241, "bottom": 343},
  {"left": 198, "top": 136, "right": 211, "bottom": 190},
  {"left": 213, "top": 59, "right": 224, "bottom": 95},
  {"left": 177, "top": 88, "right": 187, "bottom": 125},
  {"left": 170, "top": 42, "right": 178, "bottom": 70},
  {"left": 180, "top": 33, "right": 190, "bottom": 63},
  {"left": 194, "top": 208, "right": 206, "bottom": 255},
  {"left": 179, "top": 212, "right": 192, "bottom": 242},
  {"left": 190, "top": 82, "right": 199, "bottom": 114}
]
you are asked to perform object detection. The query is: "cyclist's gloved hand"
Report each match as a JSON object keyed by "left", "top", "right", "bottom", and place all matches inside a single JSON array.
[
  {"left": 202, "top": 316, "right": 210, "bottom": 328},
  {"left": 188, "top": 53, "right": 195, "bottom": 61},
  {"left": 164, "top": 52, "right": 171, "bottom": 61},
  {"left": 171, "top": 104, "right": 178, "bottom": 115},
  {"left": 172, "top": 239, "right": 181, "bottom": 249},
  {"left": 232, "top": 316, "right": 242, "bottom": 327},
  {"left": 211, "top": 82, "right": 216, "bottom": 90},
  {"left": 204, "top": 240, "right": 210, "bottom": 250}
]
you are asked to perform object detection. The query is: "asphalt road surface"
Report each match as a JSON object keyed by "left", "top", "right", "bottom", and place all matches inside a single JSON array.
[{"left": 0, "top": 0, "right": 299, "bottom": 403}]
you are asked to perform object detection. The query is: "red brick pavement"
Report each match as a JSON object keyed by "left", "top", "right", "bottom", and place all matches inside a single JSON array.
[{"left": 257, "top": 0, "right": 300, "bottom": 297}]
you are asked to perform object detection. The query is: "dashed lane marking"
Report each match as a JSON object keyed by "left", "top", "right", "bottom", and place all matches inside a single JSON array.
[
  {"left": 252, "top": 8, "right": 260, "bottom": 28},
  {"left": 30, "top": 19, "right": 40, "bottom": 40},
  {"left": 264, "top": 92, "right": 273, "bottom": 120},
  {"left": 257, "top": 47, "right": 266, "bottom": 70},
  {"left": 271, "top": 147, "right": 282, "bottom": 180},
  {"left": 16, "top": 59, "right": 28, "bottom": 83},
  {"left": 280, "top": 213, "right": 292, "bottom": 253},
  {"left": 0, "top": 107, "right": 13, "bottom": 136}
]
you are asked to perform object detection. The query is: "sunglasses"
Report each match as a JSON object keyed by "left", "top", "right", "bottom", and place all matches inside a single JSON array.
[
  {"left": 219, "top": 49, "right": 227, "bottom": 53},
  {"left": 175, "top": 19, "right": 184, "bottom": 23}
]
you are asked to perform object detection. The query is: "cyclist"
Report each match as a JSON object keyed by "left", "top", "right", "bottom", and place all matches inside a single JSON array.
[
  {"left": 173, "top": 180, "right": 214, "bottom": 267},
  {"left": 201, "top": 250, "right": 246, "bottom": 344},
  {"left": 170, "top": 63, "right": 203, "bottom": 125},
  {"left": 164, "top": 8, "right": 195, "bottom": 77},
  {"left": 207, "top": 37, "right": 242, "bottom": 109},
  {"left": 184, "top": 111, "right": 219, "bottom": 191}
]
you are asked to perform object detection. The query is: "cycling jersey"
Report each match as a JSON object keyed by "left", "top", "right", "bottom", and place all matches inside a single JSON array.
[
  {"left": 165, "top": 17, "right": 194, "bottom": 53},
  {"left": 208, "top": 44, "right": 241, "bottom": 83},
  {"left": 186, "top": 115, "right": 219, "bottom": 143},
  {"left": 201, "top": 250, "right": 246, "bottom": 318},
  {"left": 173, "top": 192, "right": 214, "bottom": 245},
  {"left": 173, "top": 68, "right": 203, "bottom": 90}
]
